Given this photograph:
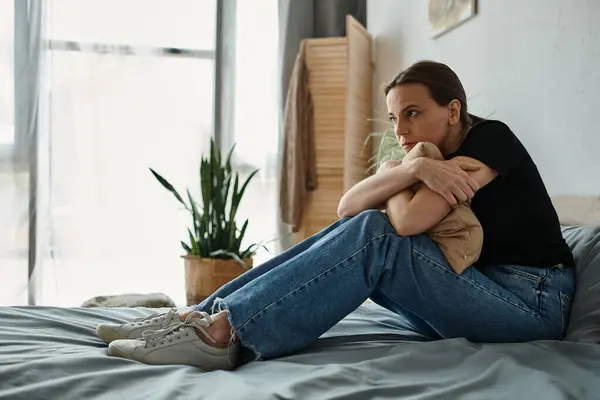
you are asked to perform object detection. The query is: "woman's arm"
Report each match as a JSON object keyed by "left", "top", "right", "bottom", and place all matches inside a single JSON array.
[
  {"left": 386, "top": 156, "right": 498, "bottom": 236},
  {"left": 338, "top": 154, "right": 483, "bottom": 219},
  {"left": 452, "top": 156, "right": 498, "bottom": 188},
  {"left": 385, "top": 186, "right": 451, "bottom": 236},
  {"left": 337, "top": 160, "right": 419, "bottom": 218},
  {"left": 383, "top": 142, "right": 451, "bottom": 235}
]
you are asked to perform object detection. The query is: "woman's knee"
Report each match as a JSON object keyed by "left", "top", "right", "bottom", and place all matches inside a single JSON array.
[
  {"left": 352, "top": 210, "right": 394, "bottom": 232},
  {"left": 355, "top": 209, "right": 387, "bottom": 219}
]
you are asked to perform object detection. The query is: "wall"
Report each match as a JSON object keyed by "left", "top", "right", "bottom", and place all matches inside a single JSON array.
[{"left": 367, "top": 0, "right": 600, "bottom": 195}]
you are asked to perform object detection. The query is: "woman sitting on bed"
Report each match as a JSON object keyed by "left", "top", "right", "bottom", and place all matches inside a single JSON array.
[{"left": 96, "top": 60, "right": 575, "bottom": 371}]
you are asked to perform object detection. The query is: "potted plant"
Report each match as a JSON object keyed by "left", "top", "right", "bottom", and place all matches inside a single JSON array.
[
  {"left": 364, "top": 126, "right": 406, "bottom": 173},
  {"left": 150, "top": 139, "right": 261, "bottom": 306}
]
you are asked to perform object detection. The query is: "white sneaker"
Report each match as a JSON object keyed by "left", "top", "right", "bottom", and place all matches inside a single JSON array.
[
  {"left": 96, "top": 308, "right": 181, "bottom": 343},
  {"left": 107, "top": 311, "right": 239, "bottom": 371}
]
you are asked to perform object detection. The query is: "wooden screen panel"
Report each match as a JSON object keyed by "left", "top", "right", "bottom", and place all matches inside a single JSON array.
[
  {"left": 296, "top": 38, "right": 348, "bottom": 240},
  {"left": 293, "top": 18, "right": 373, "bottom": 242},
  {"left": 344, "top": 15, "right": 373, "bottom": 193}
]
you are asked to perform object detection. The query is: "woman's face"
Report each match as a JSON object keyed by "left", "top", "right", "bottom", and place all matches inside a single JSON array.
[{"left": 386, "top": 83, "right": 458, "bottom": 154}]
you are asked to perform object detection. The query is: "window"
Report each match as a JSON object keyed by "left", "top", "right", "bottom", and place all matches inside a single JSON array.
[
  {"left": 36, "top": 1, "right": 218, "bottom": 306},
  {"left": 2, "top": 0, "right": 281, "bottom": 306}
]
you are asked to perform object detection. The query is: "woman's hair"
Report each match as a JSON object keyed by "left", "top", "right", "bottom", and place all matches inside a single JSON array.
[{"left": 384, "top": 60, "right": 483, "bottom": 127}]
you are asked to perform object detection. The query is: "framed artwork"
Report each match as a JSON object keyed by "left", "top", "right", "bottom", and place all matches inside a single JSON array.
[{"left": 429, "top": 0, "right": 477, "bottom": 38}]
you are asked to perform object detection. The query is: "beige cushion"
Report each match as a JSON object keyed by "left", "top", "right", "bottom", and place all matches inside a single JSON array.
[{"left": 402, "top": 142, "right": 483, "bottom": 274}]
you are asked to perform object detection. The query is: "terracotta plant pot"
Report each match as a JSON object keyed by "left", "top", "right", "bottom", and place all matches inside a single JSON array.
[{"left": 183, "top": 256, "right": 253, "bottom": 306}]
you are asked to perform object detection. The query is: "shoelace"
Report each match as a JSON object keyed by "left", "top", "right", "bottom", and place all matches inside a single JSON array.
[
  {"left": 131, "top": 308, "right": 178, "bottom": 328},
  {"left": 141, "top": 311, "right": 217, "bottom": 348}
]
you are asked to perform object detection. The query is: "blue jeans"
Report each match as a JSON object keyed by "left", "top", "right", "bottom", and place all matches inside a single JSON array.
[{"left": 194, "top": 210, "right": 575, "bottom": 360}]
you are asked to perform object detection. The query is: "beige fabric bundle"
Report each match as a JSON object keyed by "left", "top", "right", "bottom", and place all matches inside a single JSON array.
[{"left": 402, "top": 142, "right": 484, "bottom": 274}]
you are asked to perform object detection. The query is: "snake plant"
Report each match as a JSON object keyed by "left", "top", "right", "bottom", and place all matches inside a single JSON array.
[
  {"left": 364, "top": 125, "right": 406, "bottom": 173},
  {"left": 150, "top": 139, "right": 261, "bottom": 268}
]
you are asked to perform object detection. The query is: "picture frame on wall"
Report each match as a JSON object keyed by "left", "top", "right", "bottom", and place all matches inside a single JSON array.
[{"left": 429, "top": 0, "right": 477, "bottom": 38}]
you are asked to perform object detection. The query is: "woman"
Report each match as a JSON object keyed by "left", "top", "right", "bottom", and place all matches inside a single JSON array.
[{"left": 97, "top": 61, "right": 575, "bottom": 371}]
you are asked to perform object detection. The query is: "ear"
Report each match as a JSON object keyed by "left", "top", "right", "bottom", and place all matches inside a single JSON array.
[{"left": 447, "top": 99, "right": 461, "bottom": 126}]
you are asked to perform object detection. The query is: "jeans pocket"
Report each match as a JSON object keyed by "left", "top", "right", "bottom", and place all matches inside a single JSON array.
[
  {"left": 480, "top": 265, "right": 544, "bottom": 315},
  {"left": 558, "top": 291, "right": 572, "bottom": 339}
]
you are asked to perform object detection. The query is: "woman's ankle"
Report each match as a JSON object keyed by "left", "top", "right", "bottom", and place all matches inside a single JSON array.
[
  {"left": 205, "top": 313, "right": 234, "bottom": 343},
  {"left": 179, "top": 309, "right": 237, "bottom": 347}
]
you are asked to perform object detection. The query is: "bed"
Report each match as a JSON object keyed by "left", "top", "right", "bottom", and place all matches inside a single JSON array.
[{"left": 2, "top": 197, "right": 600, "bottom": 400}]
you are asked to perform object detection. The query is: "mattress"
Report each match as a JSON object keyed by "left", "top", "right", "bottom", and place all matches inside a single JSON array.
[{"left": 1, "top": 302, "right": 600, "bottom": 400}]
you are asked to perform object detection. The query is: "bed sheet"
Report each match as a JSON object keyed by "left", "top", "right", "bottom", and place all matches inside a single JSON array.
[{"left": 1, "top": 302, "right": 600, "bottom": 400}]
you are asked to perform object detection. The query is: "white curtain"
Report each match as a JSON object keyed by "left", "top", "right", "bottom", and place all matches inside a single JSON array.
[
  {"left": 0, "top": 0, "right": 28, "bottom": 305},
  {"left": 0, "top": 0, "right": 280, "bottom": 306},
  {"left": 230, "top": 1, "right": 281, "bottom": 263}
]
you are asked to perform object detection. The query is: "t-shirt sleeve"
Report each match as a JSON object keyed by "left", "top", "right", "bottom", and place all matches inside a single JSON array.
[{"left": 451, "top": 121, "right": 526, "bottom": 176}]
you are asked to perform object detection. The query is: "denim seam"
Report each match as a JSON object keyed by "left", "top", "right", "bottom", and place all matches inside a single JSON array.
[
  {"left": 537, "top": 270, "right": 564, "bottom": 336},
  {"left": 495, "top": 266, "right": 543, "bottom": 283},
  {"left": 412, "top": 247, "right": 538, "bottom": 316},
  {"left": 537, "top": 271, "right": 549, "bottom": 315},
  {"left": 558, "top": 291, "right": 569, "bottom": 339},
  {"left": 237, "top": 232, "right": 394, "bottom": 332}
]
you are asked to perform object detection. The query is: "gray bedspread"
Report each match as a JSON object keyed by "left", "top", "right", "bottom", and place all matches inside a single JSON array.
[{"left": 1, "top": 302, "right": 600, "bottom": 400}]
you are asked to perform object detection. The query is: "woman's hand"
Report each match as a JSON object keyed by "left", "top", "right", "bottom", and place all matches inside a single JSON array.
[
  {"left": 413, "top": 157, "right": 481, "bottom": 205},
  {"left": 377, "top": 160, "right": 402, "bottom": 174}
]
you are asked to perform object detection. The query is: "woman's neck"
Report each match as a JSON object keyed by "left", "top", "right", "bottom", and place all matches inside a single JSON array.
[{"left": 441, "top": 124, "right": 471, "bottom": 156}]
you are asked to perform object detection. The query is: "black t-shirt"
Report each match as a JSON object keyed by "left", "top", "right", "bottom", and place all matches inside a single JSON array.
[{"left": 446, "top": 120, "right": 574, "bottom": 268}]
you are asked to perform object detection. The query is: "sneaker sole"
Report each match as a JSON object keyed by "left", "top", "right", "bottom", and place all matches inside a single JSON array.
[
  {"left": 96, "top": 325, "right": 126, "bottom": 344},
  {"left": 107, "top": 343, "right": 132, "bottom": 359},
  {"left": 107, "top": 343, "right": 235, "bottom": 370}
]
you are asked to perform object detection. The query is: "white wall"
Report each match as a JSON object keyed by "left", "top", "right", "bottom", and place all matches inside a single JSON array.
[{"left": 367, "top": 0, "right": 600, "bottom": 195}]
